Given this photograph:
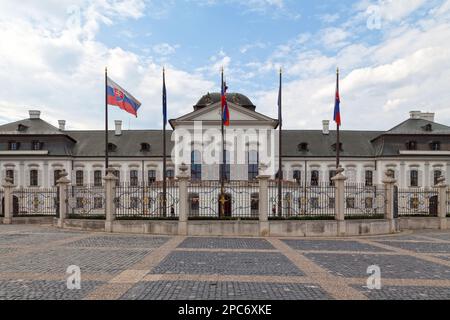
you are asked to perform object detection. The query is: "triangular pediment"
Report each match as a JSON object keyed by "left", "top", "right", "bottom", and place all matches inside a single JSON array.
[{"left": 171, "top": 102, "right": 278, "bottom": 127}]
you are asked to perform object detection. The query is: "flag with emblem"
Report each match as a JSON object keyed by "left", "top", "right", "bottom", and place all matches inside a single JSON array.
[{"left": 106, "top": 77, "right": 141, "bottom": 117}]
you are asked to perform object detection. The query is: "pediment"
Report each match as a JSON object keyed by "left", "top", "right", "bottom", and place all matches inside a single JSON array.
[{"left": 172, "top": 102, "right": 278, "bottom": 125}]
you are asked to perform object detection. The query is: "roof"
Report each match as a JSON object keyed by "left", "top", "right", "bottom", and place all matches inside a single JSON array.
[
  {"left": 67, "top": 130, "right": 173, "bottom": 157},
  {"left": 282, "top": 130, "right": 381, "bottom": 158},
  {"left": 0, "top": 118, "right": 67, "bottom": 136},
  {"left": 383, "top": 118, "right": 450, "bottom": 135},
  {"left": 194, "top": 92, "right": 256, "bottom": 111}
]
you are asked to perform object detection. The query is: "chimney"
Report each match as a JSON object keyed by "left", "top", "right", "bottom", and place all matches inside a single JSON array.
[
  {"left": 410, "top": 111, "right": 421, "bottom": 119},
  {"left": 322, "top": 120, "right": 330, "bottom": 135},
  {"left": 115, "top": 120, "right": 122, "bottom": 136},
  {"left": 58, "top": 120, "right": 66, "bottom": 131},
  {"left": 409, "top": 111, "right": 435, "bottom": 122},
  {"left": 29, "top": 110, "right": 41, "bottom": 119},
  {"left": 420, "top": 112, "right": 435, "bottom": 122}
]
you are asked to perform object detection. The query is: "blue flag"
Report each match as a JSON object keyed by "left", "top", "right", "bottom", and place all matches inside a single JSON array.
[{"left": 162, "top": 69, "right": 167, "bottom": 124}]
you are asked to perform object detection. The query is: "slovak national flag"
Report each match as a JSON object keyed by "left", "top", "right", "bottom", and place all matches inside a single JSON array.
[{"left": 107, "top": 77, "right": 141, "bottom": 117}]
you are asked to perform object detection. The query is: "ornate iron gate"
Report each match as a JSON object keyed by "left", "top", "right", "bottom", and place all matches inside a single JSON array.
[
  {"left": 66, "top": 185, "right": 106, "bottom": 218},
  {"left": 12, "top": 187, "right": 58, "bottom": 216},
  {"left": 115, "top": 181, "right": 179, "bottom": 219},
  {"left": 268, "top": 181, "right": 335, "bottom": 219},
  {"left": 397, "top": 187, "right": 439, "bottom": 216}
]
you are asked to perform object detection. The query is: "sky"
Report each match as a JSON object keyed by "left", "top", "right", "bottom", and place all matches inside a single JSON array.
[{"left": 1, "top": 0, "right": 450, "bottom": 131}]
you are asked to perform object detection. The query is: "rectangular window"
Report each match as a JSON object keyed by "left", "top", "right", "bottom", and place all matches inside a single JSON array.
[
  {"left": 329, "top": 170, "right": 336, "bottom": 186},
  {"left": 410, "top": 170, "right": 419, "bottom": 187},
  {"left": 293, "top": 170, "right": 301, "bottom": 184},
  {"left": 94, "top": 170, "right": 102, "bottom": 187},
  {"left": 434, "top": 170, "right": 442, "bottom": 186},
  {"left": 76, "top": 171, "right": 84, "bottom": 186},
  {"left": 346, "top": 197, "right": 355, "bottom": 209},
  {"left": 311, "top": 197, "right": 319, "bottom": 209},
  {"left": 76, "top": 198, "right": 84, "bottom": 209},
  {"left": 94, "top": 197, "right": 103, "bottom": 209},
  {"left": 166, "top": 169, "right": 174, "bottom": 180},
  {"left": 251, "top": 193, "right": 259, "bottom": 216},
  {"left": 248, "top": 164, "right": 259, "bottom": 181},
  {"left": 32, "top": 141, "right": 42, "bottom": 150},
  {"left": 311, "top": 170, "right": 319, "bottom": 186},
  {"left": 53, "top": 170, "right": 62, "bottom": 186},
  {"left": 6, "top": 170, "right": 14, "bottom": 184},
  {"left": 30, "top": 170, "right": 38, "bottom": 186},
  {"left": 8, "top": 141, "right": 19, "bottom": 150},
  {"left": 130, "top": 197, "right": 139, "bottom": 209},
  {"left": 189, "top": 193, "right": 200, "bottom": 216},
  {"left": 148, "top": 170, "right": 156, "bottom": 184},
  {"left": 130, "top": 170, "right": 138, "bottom": 186},
  {"left": 365, "top": 171, "right": 373, "bottom": 187},
  {"left": 329, "top": 197, "right": 335, "bottom": 209},
  {"left": 113, "top": 170, "right": 120, "bottom": 186}
]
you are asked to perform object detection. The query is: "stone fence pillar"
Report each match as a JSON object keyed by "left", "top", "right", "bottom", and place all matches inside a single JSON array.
[
  {"left": 257, "top": 173, "right": 270, "bottom": 237},
  {"left": 436, "top": 176, "right": 448, "bottom": 230},
  {"left": 177, "top": 163, "right": 189, "bottom": 235},
  {"left": 56, "top": 170, "right": 71, "bottom": 228},
  {"left": 382, "top": 170, "right": 397, "bottom": 233},
  {"left": 104, "top": 168, "right": 118, "bottom": 233},
  {"left": 331, "top": 166, "right": 347, "bottom": 236},
  {"left": 2, "top": 177, "right": 15, "bottom": 224}
]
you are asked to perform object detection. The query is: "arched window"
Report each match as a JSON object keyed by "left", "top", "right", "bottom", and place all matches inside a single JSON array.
[
  {"left": 191, "top": 150, "right": 202, "bottom": 181},
  {"left": 311, "top": 170, "right": 319, "bottom": 186},
  {"left": 247, "top": 150, "right": 259, "bottom": 181},
  {"left": 434, "top": 170, "right": 442, "bottom": 186}
]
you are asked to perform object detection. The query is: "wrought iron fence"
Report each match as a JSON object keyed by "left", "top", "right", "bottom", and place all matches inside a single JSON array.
[
  {"left": 0, "top": 189, "right": 4, "bottom": 217},
  {"left": 187, "top": 180, "right": 259, "bottom": 219},
  {"left": 397, "top": 187, "right": 439, "bottom": 217},
  {"left": 268, "top": 181, "right": 335, "bottom": 219},
  {"left": 66, "top": 185, "right": 106, "bottom": 218},
  {"left": 447, "top": 188, "right": 450, "bottom": 217},
  {"left": 344, "top": 183, "right": 386, "bottom": 219},
  {"left": 12, "top": 187, "right": 59, "bottom": 216},
  {"left": 115, "top": 181, "right": 179, "bottom": 219}
]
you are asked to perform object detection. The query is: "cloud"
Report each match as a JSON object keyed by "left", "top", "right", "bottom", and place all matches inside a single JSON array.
[
  {"left": 153, "top": 43, "right": 179, "bottom": 55},
  {"left": 0, "top": 0, "right": 213, "bottom": 129}
]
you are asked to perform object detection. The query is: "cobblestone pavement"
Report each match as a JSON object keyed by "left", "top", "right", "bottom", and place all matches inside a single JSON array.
[{"left": 0, "top": 225, "right": 449, "bottom": 300}]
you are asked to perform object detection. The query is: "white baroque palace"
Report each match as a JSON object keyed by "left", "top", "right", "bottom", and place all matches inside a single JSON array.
[{"left": 0, "top": 92, "right": 450, "bottom": 188}]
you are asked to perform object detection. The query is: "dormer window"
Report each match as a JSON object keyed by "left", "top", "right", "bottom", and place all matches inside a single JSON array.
[
  {"left": 298, "top": 143, "right": 309, "bottom": 152},
  {"left": 331, "top": 143, "right": 343, "bottom": 152},
  {"left": 422, "top": 124, "right": 433, "bottom": 132},
  {"left": 17, "top": 124, "right": 28, "bottom": 132},
  {"left": 140, "top": 143, "right": 151, "bottom": 152},
  {"left": 32, "top": 141, "right": 43, "bottom": 150},
  {"left": 430, "top": 141, "right": 441, "bottom": 151},
  {"left": 108, "top": 143, "right": 117, "bottom": 152},
  {"left": 406, "top": 141, "right": 417, "bottom": 150},
  {"left": 8, "top": 141, "right": 20, "bottom": 150}
]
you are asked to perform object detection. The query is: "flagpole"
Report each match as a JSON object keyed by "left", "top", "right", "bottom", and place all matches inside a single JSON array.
[
  {"left": 336, "top": 68, "right": 340, "bottom": 169},
  {"left": 162, "top": 68, "right": 168, "bottom": 217},
  {"left": 277, "top": 68, "right": 283, "bottom": 218},
  {"left": 105, "top": 67, "right": 109, "bottom": 170},
  {"left": 220, "top": 67, "right": 225, "bottom": 219}
]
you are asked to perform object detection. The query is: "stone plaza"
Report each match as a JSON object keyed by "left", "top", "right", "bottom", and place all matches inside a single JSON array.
[{"left": 0, "top": 224, "right": 449, "bottom": 300}]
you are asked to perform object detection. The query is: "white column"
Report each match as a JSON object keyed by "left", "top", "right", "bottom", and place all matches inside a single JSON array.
[
  {"left": 424, "top": 162, "right": 430, "bottom": 188},
  {"left": 104, "top": 168, "right": 118, "bottom": 232}
]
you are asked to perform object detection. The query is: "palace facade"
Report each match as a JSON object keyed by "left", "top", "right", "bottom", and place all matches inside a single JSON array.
[{"left": 1, "top": 93, "right": 450, "bottom": 189}]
